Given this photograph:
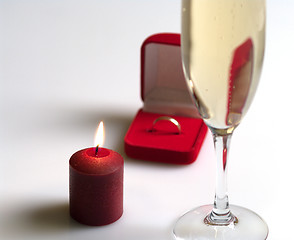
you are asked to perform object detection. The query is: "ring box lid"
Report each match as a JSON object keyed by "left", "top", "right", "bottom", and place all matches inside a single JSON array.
[{"left": 141, "top": 33, "right": 200, "bottom": 118}]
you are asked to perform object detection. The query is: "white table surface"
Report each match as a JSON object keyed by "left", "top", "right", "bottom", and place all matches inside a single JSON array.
[{"left": 1, "top": 0, "right": 293, "bottom": 239}]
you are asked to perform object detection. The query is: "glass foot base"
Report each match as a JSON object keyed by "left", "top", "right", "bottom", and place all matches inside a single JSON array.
[{"left": 173, "top": 205, "right": 268, "bottom": 240}]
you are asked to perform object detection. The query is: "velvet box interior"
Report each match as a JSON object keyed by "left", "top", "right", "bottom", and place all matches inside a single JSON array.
[{"left": 124, "top": 33, "right": 207, "bottom": 164}]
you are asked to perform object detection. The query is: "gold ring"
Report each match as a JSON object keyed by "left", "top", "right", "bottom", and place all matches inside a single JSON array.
[{"left": 151, "top": 116, "right": 181, "bottom": 134}]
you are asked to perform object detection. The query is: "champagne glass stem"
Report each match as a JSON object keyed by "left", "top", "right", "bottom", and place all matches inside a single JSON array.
[
  {"left": 205, "top": 132, "right": 236, "bottom": 225},
  {"left": 173, "top": 130, "right": 268, "bottom": 239}
]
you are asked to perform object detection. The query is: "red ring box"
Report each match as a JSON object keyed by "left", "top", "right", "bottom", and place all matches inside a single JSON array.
[{"left": 124, "top": 33, "right": 207, "bottom": 164}]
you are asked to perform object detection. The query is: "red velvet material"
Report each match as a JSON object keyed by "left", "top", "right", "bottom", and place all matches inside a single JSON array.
[
  {"left": 125, "top": 110, "right": 207, "bottom": 164},
  {"left": 124, "top": 33, "right": 207, "bottom": 164}
]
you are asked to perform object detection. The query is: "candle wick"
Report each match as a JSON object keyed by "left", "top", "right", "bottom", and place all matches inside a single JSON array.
[{"left": 95, "top": 145, "right": 99, "bottom": 156}]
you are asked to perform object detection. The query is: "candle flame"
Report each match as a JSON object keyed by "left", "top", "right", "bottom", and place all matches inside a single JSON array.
[{"left": 94, "top": 121, "right": 105, "bottom": 147}]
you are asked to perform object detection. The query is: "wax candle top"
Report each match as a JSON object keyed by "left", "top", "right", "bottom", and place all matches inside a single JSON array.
[{"left": 70, "top": 147, "right": 123, "bottom": 175}]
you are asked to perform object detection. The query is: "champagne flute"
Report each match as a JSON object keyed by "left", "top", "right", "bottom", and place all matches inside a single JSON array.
[{"left": 173, "top": 0, "right": 268, "bottom": 239}]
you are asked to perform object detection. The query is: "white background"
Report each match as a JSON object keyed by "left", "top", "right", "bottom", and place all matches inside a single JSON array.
[{"left": 0, "top": 0, "right": 293, "bottom": 239}]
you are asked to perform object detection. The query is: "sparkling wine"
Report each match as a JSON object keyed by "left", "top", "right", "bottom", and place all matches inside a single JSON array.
[{"left": 182, "top": 0, "right": 266, "bottom": 134}]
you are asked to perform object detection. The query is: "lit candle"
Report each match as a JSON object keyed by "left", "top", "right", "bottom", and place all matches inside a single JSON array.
[{"left": 69, "top": 121, "right": 124, "bottom": 226}]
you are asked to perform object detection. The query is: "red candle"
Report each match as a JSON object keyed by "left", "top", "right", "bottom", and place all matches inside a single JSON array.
[{"left": 69, "top": 122, "right": 124, "bottom": 226}]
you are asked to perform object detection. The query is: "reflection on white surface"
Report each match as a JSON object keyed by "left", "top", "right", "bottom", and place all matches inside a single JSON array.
[{"left": 1, "top": 0, "right": 294, "bottom": 239}]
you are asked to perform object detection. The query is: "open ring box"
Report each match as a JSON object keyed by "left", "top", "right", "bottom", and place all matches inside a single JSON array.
[{"left": 124, "top": 33, "right": 208, "bottom": 164}]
